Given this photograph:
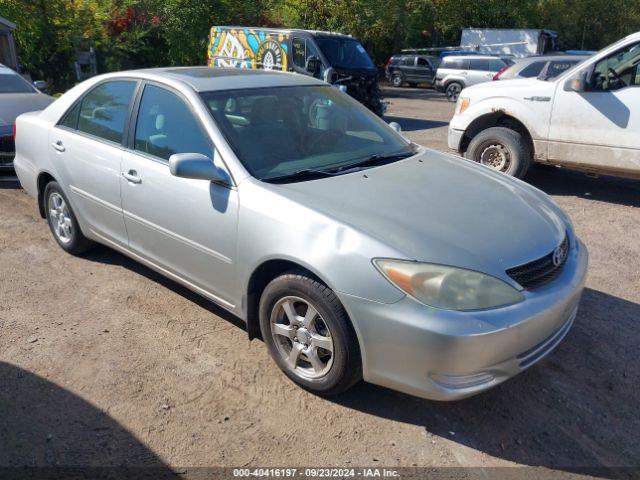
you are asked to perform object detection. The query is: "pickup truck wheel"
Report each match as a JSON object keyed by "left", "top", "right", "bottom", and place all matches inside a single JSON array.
[
  {"left": 445, "top": 82, "right": 462, "bottom": 102},
  {"left": 465, "top": 127, "right": 531, "bottom": 178},
  {"left": 259, "top": 271, "right": 362, "bottom": 396},
  {"left": 391, "top": 74, "right": 404, "bottom": 87}
]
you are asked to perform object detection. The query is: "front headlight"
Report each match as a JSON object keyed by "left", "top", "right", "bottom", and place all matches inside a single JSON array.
[
  {"left": 456, "top": 97, "right": 470, "bottom": 115},
  {"left": 374, "top": 259, "right": 523, "bottom": 311}
]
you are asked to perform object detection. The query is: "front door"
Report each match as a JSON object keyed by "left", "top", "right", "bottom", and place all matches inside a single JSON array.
[
  {"left": 547, "top": 41, "right": 640, "bottom": 176},
  {"left": 120, "top": 83, "right": 239, "bottom": 308},
  {"left": 49, "top": 80, "right": 137, "bottom": 247},
  {"left": 414, "top": 57, "right": 435, "bottom": 84}
]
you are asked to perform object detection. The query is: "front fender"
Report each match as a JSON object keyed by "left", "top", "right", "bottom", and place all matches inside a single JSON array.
[{"left": 450, "top": 96, "right": 550, "bottom": 142}]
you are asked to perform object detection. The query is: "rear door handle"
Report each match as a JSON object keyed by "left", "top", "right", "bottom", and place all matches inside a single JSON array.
[
  {"left": 122, "top": 170, "right": 142, "bottom": 184},
  {"left": 51, "top": 141, "right": 65, "bottom": 152}
]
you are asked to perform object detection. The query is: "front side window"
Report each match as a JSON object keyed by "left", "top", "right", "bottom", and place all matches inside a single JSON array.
[
  {"left": 417, "top": 57, "right": 430, "bottom": 67},
  {"left": 546, "top": 60, "right": 580, "bottom": 79},
  {"left": 134, "top": 84, "right": 211, "bottom": 161},
  {"left": 589, "top": 42, "right": 640, "bottom": 91},
  {"left": 201, "top": 85, "right": 414, "bottom": 181},
  {"left": 292, "top": 38, "right": 321, "bottom": 70},
  {"left": 77, "top": 81, "right": 136, "bottom": 143}
]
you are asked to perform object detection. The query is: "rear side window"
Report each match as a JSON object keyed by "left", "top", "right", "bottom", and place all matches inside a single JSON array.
[
  {"left": 134, "top": 84, "right": 211, "bottom": 161},
  {"left": 77, "top": 81, "right": 136, "bottom": 143},
  {"left": 442, "top": 58, "right": 469, "bottom": 70},
  {"left": 469, "top": 59, "right": 489, "bottom": 71},
  {"left": 402, "top": 57, "right": 414, "bottom": 66},
  {"left": 519, "top": 61, "right": 545, "bottom": 78},
  {"left": 488, "top": 59, "right": 506, "bottom": 71}
]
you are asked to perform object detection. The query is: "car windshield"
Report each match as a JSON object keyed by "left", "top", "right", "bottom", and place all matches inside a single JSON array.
[
  {"left": 315, "top": 38, "right": 375, "bottom": 70},
  {"left": 201, "top": 85, "right": 414, "bottom": 181},
  {"left": 0, "top": 72, "right": 36, "bottom": 93}
]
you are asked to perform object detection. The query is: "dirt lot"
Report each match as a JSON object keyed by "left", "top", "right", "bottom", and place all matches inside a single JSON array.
[{"left": 1, "top": 86, "right": 639, "bottom": 477}]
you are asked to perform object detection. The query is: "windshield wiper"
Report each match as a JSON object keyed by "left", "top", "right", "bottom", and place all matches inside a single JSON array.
[
  {"left": 262, "top": 168, "right": 341, "bottom": 183},
  {"left": 336, "top": 150, "right": 415, "bottom": 172}
]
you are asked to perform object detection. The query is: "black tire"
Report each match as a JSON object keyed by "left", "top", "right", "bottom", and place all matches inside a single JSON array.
[
  {"left": 464, "top": 127, "right": 532, "bottom": 178},
  {"left": 445, "top": 82, "right": 463, "bottom": 102},
  {"left": 44, "top": 181, "right": 94, "bottom": 254},
  {"left": 391, "top": 73, "right": 404, "bottom": 87},
  {"left": 408, "top": 82, "right": 418, "bottom": 88},
  {"left": 259, "top": 271, "right": 362, "bottom": 395}
]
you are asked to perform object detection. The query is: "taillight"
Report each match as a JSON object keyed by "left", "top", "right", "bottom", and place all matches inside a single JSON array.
[
  {"left": 493, "top": 66, "right": 508, "bottom": 80},
  {"left": 12, "top": 123, "right": 16, "bottom": 141}
]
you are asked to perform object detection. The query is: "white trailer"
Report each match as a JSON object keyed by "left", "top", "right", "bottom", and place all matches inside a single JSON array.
[{"left": 459, "top": 28, "right": 558, "bottom": 58}]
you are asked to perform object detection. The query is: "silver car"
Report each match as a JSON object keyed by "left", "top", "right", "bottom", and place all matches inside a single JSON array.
[
  {"left": 0, "top": 64, "right": 53, "bottom": 171},
  {"left": 494, "top": 54, "right": 587, "bottom": 81},
  {"left": 14, "top": 67, "right": 588, "bottom": 400},
  {"left": 434, "top": 55, "right": 513, "bottom": 102}
]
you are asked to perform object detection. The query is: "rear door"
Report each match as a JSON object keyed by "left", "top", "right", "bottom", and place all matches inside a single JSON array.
[
  {"left": 467, "top": 58, "right": 496, "bottom": 85},
  {"left": 120, "top": 82, "right": 239, "bottom": 307},
  {"left": 49, "top": 80, "right": 137, "bottom": 247}
]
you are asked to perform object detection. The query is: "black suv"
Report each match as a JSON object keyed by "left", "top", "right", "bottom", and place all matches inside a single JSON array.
[{"left": 385, "top": 54, "right": 440, "bottom": 87}]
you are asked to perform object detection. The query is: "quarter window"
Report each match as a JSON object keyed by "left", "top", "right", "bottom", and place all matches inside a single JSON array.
[
  {"left": 60, "top": 102, "right": 81, "bottom": 129},
  {"left": 134, "top": 84, "right": 211, "bottom": 161},
  {"left": 77, "top": 81, "right": 136, "bottom": 143}
]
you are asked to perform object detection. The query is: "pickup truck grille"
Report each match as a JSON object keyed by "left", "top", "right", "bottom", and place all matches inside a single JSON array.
[
  {"left": 506, "top": 235, "right": 569, "bottom": 290},
  {"left": 0, "top": 134, "right": 15, "bottom": 166}
]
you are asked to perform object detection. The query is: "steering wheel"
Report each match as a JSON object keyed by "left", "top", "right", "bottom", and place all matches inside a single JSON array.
[
  {"left": 607, "top": 67, "right": 625, "bottom": 87},
  {"left": 306, "top": 129, "right": 342, "bottom": 153}
]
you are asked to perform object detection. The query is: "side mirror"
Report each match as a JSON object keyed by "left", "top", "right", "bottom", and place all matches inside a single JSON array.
[
  {"left": 33, "top": 80, "right": 47, "bottom": 92},
  {"left": 305, "top": 56, "right": 320, "bottom": 74},
  {"left": 323, "top": 66, "right": 335, "bottom": 84},
  {"left": 169, "top": 153, "right": 231, "bottom": 184},
  {"left": 565, "top": 71, "right": 587, "bottom": 92},
  {"left": 388, "top": 122, "right": 402, "bottom": 133}
]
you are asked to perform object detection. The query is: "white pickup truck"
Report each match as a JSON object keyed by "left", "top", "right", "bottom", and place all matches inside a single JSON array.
[{"left": 448, "top": 32, "right": 640, "bottom": 179}]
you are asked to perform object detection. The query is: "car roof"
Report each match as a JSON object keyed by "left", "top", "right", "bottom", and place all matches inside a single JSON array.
[
  {"left": 442, "top": 55, "right": 503, "bottom": 60},
  {"left": 111, "top": 66, "right": 325, "bottom": 92},
  {"left": 513, "top": 54, "right": 588, "bottom": 65}
]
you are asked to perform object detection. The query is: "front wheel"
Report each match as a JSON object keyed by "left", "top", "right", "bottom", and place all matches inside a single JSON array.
[
  {"left": 464, "top": 127, "right": 532, "bottom": 177},
  {"left": 445, "top": 82, "right": 462, "bottom": 102},
  {"left": 259, "top": 272, "right": 361, "bottom": 395}
]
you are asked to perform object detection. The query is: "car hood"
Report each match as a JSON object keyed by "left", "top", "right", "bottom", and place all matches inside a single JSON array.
[
  {"left": 0, "top": 94, "right": 55, "bottom": 126},
  {"left": 271, "top": 149, "right": 567, "bottom": 282}
]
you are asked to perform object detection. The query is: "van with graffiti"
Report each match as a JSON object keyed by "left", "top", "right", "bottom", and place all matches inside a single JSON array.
[{"left": 208, "top": 26, "right": 385, "bottom": 116}]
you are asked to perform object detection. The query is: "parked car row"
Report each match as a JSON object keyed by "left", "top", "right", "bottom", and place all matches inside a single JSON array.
[{"left": 385, "top": 51, "right": 591, "bottom": 102}]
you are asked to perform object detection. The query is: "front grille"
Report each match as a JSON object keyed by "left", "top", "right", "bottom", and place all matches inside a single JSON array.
[
  {"left": 506, "top": 235, "right": 569, "bottom": 290},
  {"left": 0, "top": 135, "right": 15, "bottom": 166}
]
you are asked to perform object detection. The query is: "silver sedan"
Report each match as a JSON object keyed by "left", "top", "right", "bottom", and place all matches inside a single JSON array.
[{"left": 14, "top": 67, "right": 588, "bottom": 400}]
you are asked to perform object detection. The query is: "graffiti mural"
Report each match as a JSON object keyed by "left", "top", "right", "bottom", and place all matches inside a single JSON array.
[{"left": 208, "top": 27, "right": 289, "bottom": 71}]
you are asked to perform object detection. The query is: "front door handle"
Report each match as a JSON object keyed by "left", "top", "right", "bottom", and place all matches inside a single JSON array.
[
  {"left": 122, "top": 170, "right": 142, "bottom": 184},
  {"left": 51, "top": 141, "right": 65, "bottom": 152}
]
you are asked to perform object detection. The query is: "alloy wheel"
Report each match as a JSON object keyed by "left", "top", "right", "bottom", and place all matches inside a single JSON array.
[
  {"left": 270, "top": 296, "right": 334, "bottom": 379},
  {"left": 446, "top": 83, "right": 461, "bottom": 101},
  {"left": 48, "top": 192, "right": 73, "bottom": 244}
]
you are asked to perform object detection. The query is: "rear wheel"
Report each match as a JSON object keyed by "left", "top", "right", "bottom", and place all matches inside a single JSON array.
[
  {"left": 464, "top": 127, "right": 531, "bottom": 177},
  {"left": 259, "top": 271, "right": 361, "bottom": 395},
  {"left": 445, "top": 82, "right": 462, "bottom": 102},
  {"left": 391, "top": 73, "right": 404, "bottom": 87},
  {"left": 44, "top": 181, "right": 93, "bottom": 254}
]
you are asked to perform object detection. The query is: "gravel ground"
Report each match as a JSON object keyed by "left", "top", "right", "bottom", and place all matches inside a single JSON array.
[{"left": 0, "top": 85, "right": 638, "bottom": 478}]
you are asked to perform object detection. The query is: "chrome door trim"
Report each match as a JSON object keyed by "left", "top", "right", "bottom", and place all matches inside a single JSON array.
[{"left": 122, "top": 208, "right": 233, "bottom": 264}]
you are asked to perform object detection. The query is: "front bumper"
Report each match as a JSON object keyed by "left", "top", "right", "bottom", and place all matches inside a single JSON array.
[
  {"left": 338, "top": 239, "right": 588, "bottom": 401},
  {"left": 447, "top": 125, "right": 465, "bottom": 152}
]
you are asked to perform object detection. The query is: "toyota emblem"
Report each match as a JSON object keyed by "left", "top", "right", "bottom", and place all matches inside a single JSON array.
[{"left": 552, "top": 243, "right": 567, "bottom": 266}]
